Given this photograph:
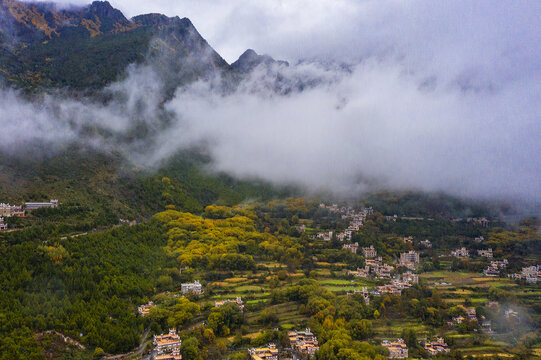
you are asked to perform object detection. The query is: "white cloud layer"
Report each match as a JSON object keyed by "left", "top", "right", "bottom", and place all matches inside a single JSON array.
[{"left": 4, "top": 0, "right": 541, "bottom": 201}]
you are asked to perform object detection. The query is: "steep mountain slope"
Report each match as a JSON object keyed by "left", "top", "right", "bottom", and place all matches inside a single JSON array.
[{"left": 0, "top": 0, "right": 229, "bottom": 90}]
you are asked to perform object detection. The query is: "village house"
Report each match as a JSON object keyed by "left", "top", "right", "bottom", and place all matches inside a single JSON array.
[
  {"left": 120, "top": 219, "right": 138, "bottom": 226},
  {"left": 399, "top": 250, "right": 420, "bottom": 270},
  {"left": 483, "top": 265, "right": 500, "bottom": 277},
  {"left": 181, "top": 280, "right": 203, "bottom": 295},
  {"left": 488, "top": 301, "right": 499, "bottom": 309},
  {"left": 215, "top": 297, "right": 244, "bottom": 311},
  {"left": 465, "top": 308, "right": 477, "bottom": 322},
  {"left": 249, "top": 343, "right": 279, "bottom": 360},
  {"left": 401, "top": 271, "right": 418, "bottom": 284},
  {"left": 296, "top": 224, "right": 306, "bottom": 233},
  {"left": 423, "top": 338, "right": 450, "bottom": 355},
  {"left": 0, "top": 203, "right": 24, "bottom": 217},
  {"left": 138, "top": 301, "right": 154, "bottom": 316},
  {"left": 347, "top": 288, "right": 370, "bottom": 305},
  {"left": 374, "top": 263, "right": 394, "bottom": 278},
  {"left": 289, "top": 328, "right": 319, "bottom": 357},
  {"left": 385, "top": 214, "right": 398, "bottom": 222},
  {"left": 366, "top": 257, "right": 383, "bottom": 268},
  {"left": 316, "top": 231, "right": 333, "bottom": 241},
  {"left": 349, "top": 266, "right": 370, "bottom": 278},
  {"left": 25, "top": 200, "right": 59, "bottom": 210},
  {"left": 491, "top": 259, "right": 508, "bottom": 268},
  {"left": 505, "top": 309, "right": 519, "bottom": 319},
  {"left": 451, "top": 247, "right": 469, "bottom": 258},
  {"left": 474, "top": 236, "right": 485, "bottom": 243},
  {"left": 154, "top": 329, "right": 182, "bottom": 357},
  {"left": 362, "top": 245, "right": 377, "bottom": 258},
  {"left": 403, "top": 236, "right": 413, "bottom": 244},
  {"left": 477, "top": 248, "right": 493, "bottom": 258},
  {"left": 155, "top": 352, "right": 182, "bottom": 360},
  {"left": 0, "top": 217, "right": 7, "bottom": 231},
  {"left": 382, "top": 339, "right": 408, "bottom": 359},
  {"left": 420, "top": 239, "right": 432, "bottom": 248},
  {"left": 342, "top": 242, "right": 359, "bottom": 254},
  {"left": 467, "top": 217, "right": 489, "bottom": 227}
]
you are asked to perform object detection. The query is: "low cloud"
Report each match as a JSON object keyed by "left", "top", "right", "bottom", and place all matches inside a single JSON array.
[{"left": 3, "top": 0, "right": 541, "bottom": 201}]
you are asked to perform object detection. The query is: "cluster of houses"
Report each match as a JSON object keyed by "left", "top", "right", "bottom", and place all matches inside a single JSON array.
[
  {"left": 317, "top": 204, "right": 373, "bottom": 242},
  {"left": 138, "top": 301, "right": 154, "bottom": 316},
  {"left": 483, "top": 260, "right": 508, "bottom": 277},
  {"left": 215, "top": 297, "right": 244, "bottom": 311},
  {"left": 1, "top": 200, "right": 59, "bottom": 217},
  {"left": 249, "top": 343, "right": 278, "bottom": 360},
  {"left": 153, "top": 329, "right": 182, "bottom": 360},
  {"left": 398, "top": 250, "right": 420, "bottom": 270},
  {"left": 375, "top": 272, "right": 418, "bottom": 296},
  {"left": 349, "top": 256, "right": 395, "bottom": 278},
  {"left": 467, "top": 217, "right": 490, "bottom": 227},
  {"left": 382, "top": 339, "right": 408, "bottom": 359},
  {"left": 451, "top": 217, "right": 490, "bottom": 227},
  {"left": 181, "top": 280, "right": 203, "bottom": 295},
  {"left": 423, "top": 338, "right": 450, "bottom": 355},
  {"left": 289, "top": 328, "right": 319, "bottom": 357},
  {"left": 509, "top": 265, "right": 540, "bottom": 284},
  {"left": 452, "top": 246, "right": 497, "bottom": 259}
]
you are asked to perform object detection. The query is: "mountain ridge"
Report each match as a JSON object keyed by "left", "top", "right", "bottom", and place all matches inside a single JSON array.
[
  {"left": 0, "top": 0, "right": 237, "bottom": 90},
  {"left": 0, "top": 0, "right": 290, "bottom": 91}
]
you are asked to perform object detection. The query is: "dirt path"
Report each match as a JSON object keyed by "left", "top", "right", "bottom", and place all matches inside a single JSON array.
[
  {"left": 106, "top": 327, "right": 151, "bottom": 360},
  {"left": 35, "top": 330, "right": 86, "bottom": 350}
]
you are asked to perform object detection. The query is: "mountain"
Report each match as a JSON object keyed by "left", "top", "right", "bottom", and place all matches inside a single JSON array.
[
  {"left": 0, "top": 0, "right": 229, "bottom": 90},
  {"left": 231, "top": 48, "right": 288, "bottom": 73}
]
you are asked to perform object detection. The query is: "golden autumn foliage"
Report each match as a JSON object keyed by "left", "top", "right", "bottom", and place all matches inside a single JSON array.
[{"left": 153, "top": 207, "right": 304, "bottom": 270}]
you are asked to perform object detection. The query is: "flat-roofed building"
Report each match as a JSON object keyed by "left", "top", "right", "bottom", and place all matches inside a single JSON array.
[
  {"left": 362, "top": 245, "right": 377, "bottom": 258},
  {"left": 451, "top": 247, "right": 469, "bottom": 258},
  {"left": 215, "top": 297, "right": 244, "bottom": 311},
  {"left": 138, "top": 302, "right": 154, "bottom": 316},
  {"left": 155, "top": 351, "right": 182, "bottom": 360},
  {"left": 248, "top": 343, "right": 278, "bottom": 360},
  {"left": 25, "top": 200, "right": 59, "bottom": 210},
  {"left": 0, "top": 217, "right": 7, "bottom": 230},
  {"left": 424, "top": 338, "right": 450, "bottom": 355},
  {"left": 181, "top": 280, "right": 203, "bottom": 295},
  {"left": 154, "top": 329, "right": 182, "bottom": 356},
  {"left": 477, "top": 248, "right": 493, "bottom": 258},
  {"left": 382, "top": 339, "right": 408, "bottom": 359},
  {"left": 289, "top": 328, "right": 319, "bottom": 357},
  {"left": 400, "top": 250, "right": 420, "bottom": 264},
  {"left": 0, "top": 203, "right": 24, "bottom": 217},
  {"left": 343, "top": 242, "right": 359, "bottom": 254}
]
